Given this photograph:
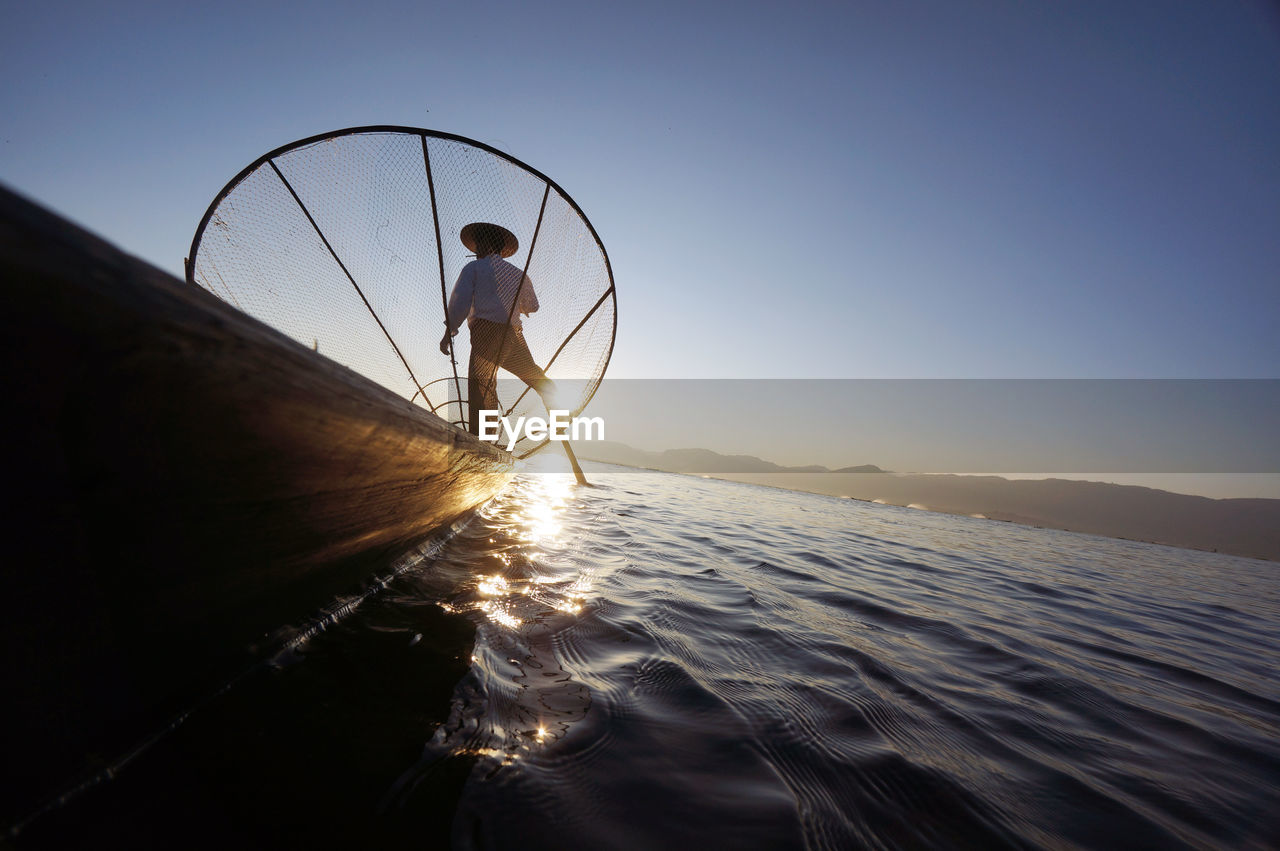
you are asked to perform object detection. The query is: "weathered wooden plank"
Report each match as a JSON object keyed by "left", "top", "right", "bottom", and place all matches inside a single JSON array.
[{"left": 0, "top": 185, "right": 513, "bottom": 821}]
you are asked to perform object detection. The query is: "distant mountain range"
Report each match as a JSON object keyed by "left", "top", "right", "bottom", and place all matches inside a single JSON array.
[
  {"left": 575, "top": 442, "right": 1280, "bottom": 563},
  {"left": 578, "top": 441, "right": 885, "bottom": 474}
]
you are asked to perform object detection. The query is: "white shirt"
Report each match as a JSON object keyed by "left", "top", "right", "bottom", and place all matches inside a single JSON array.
[{"left": 445, "top": 253, "right": 539, "bottom": 334}]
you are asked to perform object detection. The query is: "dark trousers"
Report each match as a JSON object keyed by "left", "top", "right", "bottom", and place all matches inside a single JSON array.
[{"left": 467, "top": 318, "right": 553, "bottom": 435}]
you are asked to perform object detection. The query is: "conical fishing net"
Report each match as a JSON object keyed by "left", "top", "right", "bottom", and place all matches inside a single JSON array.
[{"left": 187, "top": 126, "right": 616, "bottom": 458}]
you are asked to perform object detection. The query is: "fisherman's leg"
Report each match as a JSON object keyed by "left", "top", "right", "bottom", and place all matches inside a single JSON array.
[
  {"left": 498, "top": 331, "right": 556, "bottom": 404},
  {"left": 467, "top": 346, "right": 501, "bottom": 436}
]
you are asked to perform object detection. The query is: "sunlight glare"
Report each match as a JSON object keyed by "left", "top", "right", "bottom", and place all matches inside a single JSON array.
[
  {"left": 481, "top": 600, "right": 522, "bottom": 630},
  {"left": 478, "top": 575, "right": 509, "bottom": 596},
  {"left": 514, "top": 473, "right": 574, "bottom": 543}
]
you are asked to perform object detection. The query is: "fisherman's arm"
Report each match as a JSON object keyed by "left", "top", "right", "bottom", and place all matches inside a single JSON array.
[
  {"left": 440, "top": 265, "right": 475, "bottom": 354},
  {"left": 520, "top": 275, "right": 540, "bottom": 315}
]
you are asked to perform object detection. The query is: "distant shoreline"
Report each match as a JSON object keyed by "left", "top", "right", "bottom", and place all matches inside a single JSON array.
[
  {"left": 575, "top": 444, "right": 1280, "bottom": 563},
  {"left": 710, "top": 472, "right": 1277, "bottom": 563}
]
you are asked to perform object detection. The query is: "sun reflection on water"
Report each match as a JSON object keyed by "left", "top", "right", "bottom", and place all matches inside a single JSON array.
[
  {"left": 477, "top": 575, "right": 509, "bottom": 596},
  {"left": 511, "top": 472, "right": 575, "bottom": 544},
  {"left": 479, "top": 599, "right": 522, "bottom": 629},
  {"left": 437, "top": 470, "right": 601, "bottom": 760},
  {"left": 463, "top": 472, "right": 596, "bottom": 640}
]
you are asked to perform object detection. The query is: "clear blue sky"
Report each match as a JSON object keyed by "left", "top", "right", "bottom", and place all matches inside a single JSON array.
[{"left": 3, "top": 0, "right": 1278, "bottom": 381}]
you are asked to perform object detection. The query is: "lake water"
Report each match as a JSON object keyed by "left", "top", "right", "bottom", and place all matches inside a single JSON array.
[{"left": 20, "top": 463, "right": 1280, "bottom": 849}]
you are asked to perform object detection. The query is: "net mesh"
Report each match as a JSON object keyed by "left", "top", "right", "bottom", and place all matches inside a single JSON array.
[{"left": 189, "top": 128, "right": 616, "bottom": 457}]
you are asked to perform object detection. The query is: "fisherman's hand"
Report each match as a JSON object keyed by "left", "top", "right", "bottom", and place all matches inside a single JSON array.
[{"left": 439, "top": 333, "right": 452, "bottom": 356}]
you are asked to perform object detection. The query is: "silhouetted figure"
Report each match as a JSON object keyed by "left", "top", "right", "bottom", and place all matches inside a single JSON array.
[{"left": 440, "top": 222, "right": 555, "bottom": 436}]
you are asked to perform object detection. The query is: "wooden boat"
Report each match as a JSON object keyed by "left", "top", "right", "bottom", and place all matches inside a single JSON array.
[
  {"left": 2, "top": 127, "right": 616, "bottom": 829},
  {"left": 0, "top": 184, "right": 515, "bottom": 824}
]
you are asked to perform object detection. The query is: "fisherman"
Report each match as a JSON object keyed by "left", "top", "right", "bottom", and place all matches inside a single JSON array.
[{"left": 439, "top": 222, "right": 556, "bottom": 436}]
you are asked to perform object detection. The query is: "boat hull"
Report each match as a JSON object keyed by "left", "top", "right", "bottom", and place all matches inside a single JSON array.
[{"left": 0, "top": 185, "right": 514, "bottom": 821}]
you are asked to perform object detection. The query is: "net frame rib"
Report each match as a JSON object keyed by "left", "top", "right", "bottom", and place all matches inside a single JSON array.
[
  {"left": 265, "top": 158, "right": 434, "bottom": 414},
  {"left": 506, "top": 284, "right": 615, "bottom": 459},
  {"left": 420, "top": 134, "right": 464, "bottom": 421},
  {"left": 502, "top": 284, "right": 616, "bottom": 419}
]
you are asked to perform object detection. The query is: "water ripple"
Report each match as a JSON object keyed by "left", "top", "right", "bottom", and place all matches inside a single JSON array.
[{"left": 427, "top": 465, "right": 1280, "bottom": 849}]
